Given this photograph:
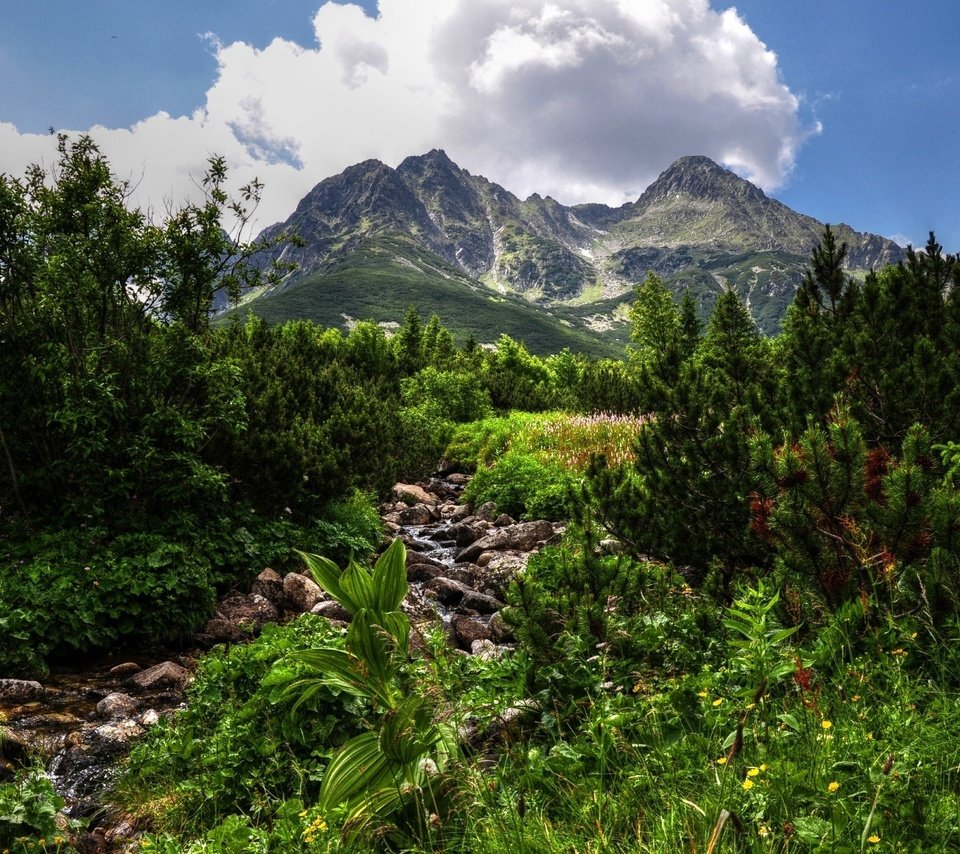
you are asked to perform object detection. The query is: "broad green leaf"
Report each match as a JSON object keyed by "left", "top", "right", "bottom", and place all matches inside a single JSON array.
[
  {"left": 296, "top": 550, "right": 357, "bottom": 613},
  {"left": 372, "top": 538, "right": 408, "bottom": 615},
  {"left": 287, "top": 648, "right": 377, "bottom": 700},
  {"left": 346, "top": 610, "right": 395, "bottom": 691},
  {"left": 318, "top": 732, "right": 394, "bottom": 812},
  {"left": 341, "top": 558, "right": 377, "bottom": 613},
  {"left": 380, "top": 611, "right": 411, "bottom": 656}
]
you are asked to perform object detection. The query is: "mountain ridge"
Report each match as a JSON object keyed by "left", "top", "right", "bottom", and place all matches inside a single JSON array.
[{"left": 237, "top": 152, "right": 904, "bottom": 345}]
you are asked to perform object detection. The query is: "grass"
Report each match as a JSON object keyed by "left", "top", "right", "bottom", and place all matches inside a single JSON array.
[{"left": 218, "top": 235, "right": 623, "bottom": 359}]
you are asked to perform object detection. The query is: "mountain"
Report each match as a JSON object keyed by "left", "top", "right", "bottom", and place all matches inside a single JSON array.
[{"left": 227, "top": 152, "right": 904, "bottom": 350}]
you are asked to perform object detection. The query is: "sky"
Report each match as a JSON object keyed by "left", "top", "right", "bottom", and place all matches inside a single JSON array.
[{"left": 1, "top": 0, "right": 957, "bottom": 250}]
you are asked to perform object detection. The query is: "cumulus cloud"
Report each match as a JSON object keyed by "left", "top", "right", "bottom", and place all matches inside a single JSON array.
[{"left": 0, "top": 0, "right": 816, "bottom": 228}]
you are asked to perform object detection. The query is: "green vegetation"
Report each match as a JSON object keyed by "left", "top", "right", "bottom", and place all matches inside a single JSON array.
[{"left": 3, "top": 143, "right": 960, "bottom": 852}]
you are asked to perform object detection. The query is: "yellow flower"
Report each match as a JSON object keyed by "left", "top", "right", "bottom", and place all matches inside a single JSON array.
[
  {"left": 747, "top": 767, "right": 760, "bottom": 777},
  {"left": 759, "top": 763, "right": 768, "bottom": 772},
  {"left": 742, "top": 778, "right": 754, "bottom": 790},
  {"left": 852, "top": 694, "right": 861, "bottom": 702},
  {"left": 716, "top": 757, "right": 727, "bottom": 765},
  {"left": 758, "top": 825, "right": 770, "bottom": 838},
  {"left": 712, "top": 698, "right": 723, "bottom": 707},
  {"left": 868, "top": 834, "right": 881, "bottom": 844},
  {"left": 828, "top": 781, "right": 840, "bottom": 793},
  {"left": 821, "top": 719, "right": 833, "bottom": 729},
  {"left": 697, "top": 690, "right": 709, "bottom": 698}
]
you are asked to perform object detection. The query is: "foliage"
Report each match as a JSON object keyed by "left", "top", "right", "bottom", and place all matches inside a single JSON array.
[
  {"left": 286, "top": 540, "right": 458, "bottom": 841},
  {"left": 118, "top": 616, "right": 363, "bottom": 838},
  {"left": 462, "top": 451, "right": 575, "bottom": 521},
  {"left": 750, "top": 403, "right": 960, "bottom": 634},
  {"left": 0, "top": 766, "right": 78, "bottom": 852}
]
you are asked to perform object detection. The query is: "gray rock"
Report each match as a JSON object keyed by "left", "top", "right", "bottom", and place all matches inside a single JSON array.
[
  {"left": 0, "top": 680, "right": 43, "bottom": 702},
  {"left": 283, "top": 572, "right": 324, "bottom": 613},
  {"left": 471, "top": 639, "right": 508, "bottom": 660},
  {"left": 407, "top": 563, "right": 441, "bottom": 583},
  {"left": 251, "top": 567, "right": 284, "bottom": 604},
  {"left": 424, "top": 576, "right": 472, "bottom": 606},
  {"left": 451, "top": 520, "right": 490, "bottom": 547},
  {"left": 393, "top": 483, "right": 437, "bottom": 506},
  {"left": 456, "top": 520, "right": 556, "bottom": 563},
  {"left": 92, "top": 720, "right": 144, "bottom": 746},
  {"left": 446, "top": 473, "right": 471, "bottom": 486},
  {"left": 96, "top": 693, "right": 140, "bottom": 720},
  {"left": 493, "top": 514, "right": 516, "bottom": 527},
  {"left": 125, "top": 661, "right": 191, "bottom": 693},
  {"left": 459, "top": 590, "right": 504, "bottom": 614},
  {"left": 452, "top": 615, "right": 492, "bottom": 649},
  {"left": 139, "top": 709, "right": 161, "bottom": 727},
  {"left": 311, "top": 600, "right": 352, "bottom": 622},
  {"left": 474, "top": 501, "right": 498, "bottom": 522},
  {"left": 201, "top": 592, "right": 280, "bottom": 644},
  {"left": 490, "top": 611, "right": 515, "bottom": 643},
  {"left": 397, "top": 504, "right": 434, "bottom": 526}
]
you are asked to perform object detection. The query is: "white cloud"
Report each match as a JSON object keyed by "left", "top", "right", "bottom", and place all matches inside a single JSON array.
[{"left": 0, "top": 1, "right": 816, "bottom": 229}]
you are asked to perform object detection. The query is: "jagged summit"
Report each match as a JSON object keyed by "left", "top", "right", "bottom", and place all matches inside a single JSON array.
[
  {"left": 638, "top": 155, "right": 767, "bottom": 206},
  {"left": 246, "top": 150, "right": 904, "bottom": 338}
]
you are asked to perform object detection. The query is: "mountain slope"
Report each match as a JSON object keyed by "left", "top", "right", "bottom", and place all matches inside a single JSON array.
[{"left": 240, "top": 152, "right": 904, "bottom": 344}]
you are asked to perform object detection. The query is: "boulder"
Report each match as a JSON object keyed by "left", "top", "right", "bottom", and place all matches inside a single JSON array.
[
  {"left": 407, "top": 563, "right": 442, "bottom": 583},
  {"left": 471, "top": 639, "right": 508, "bottom": 661},
  {"left": 459, "top": 590, "right": 504, "bottom": 614},
  {"left": 201, "top": 592, "right": 279, "bottom": 644},
  {"left": 423, "top": 576, "right": 472, "bottom": 606},
  {"left": 493, "top": 514, "right": 516, "bottom": 527},
  {"left": 489, "top": 611, "right": 515, "bottom": 644},
  {"left": 0, "top": 680, "right": 43, "bottom": 703},
  {"left": 96, "top": 693, "right": 140, "bottom": 720},
  {"left": 251, "top": 567, "right": 284, "bottom": 604},
  {"left": 474, "top": 501, "right": 498, "bottom": 522},
  {"left": 108, "top": 662, "right": 141, "bottom": 676},
  {"left": 396, "top": 504, "right": 434, "bottom": 526},
  {"left": 283, "top": 572, "right": 324, "bottom": 613},
  {"left": 456, "top": 520, "right": 556, "bottom": 563},
  {"left": 311, "top": 600, "right": 352, "bottom": 622},
  {"left": 125, "top": 661, "right": 191, "bottom": 693},
  {"left": 452, "top": 615, "right": 492, "bottom": 649},
  {"left": 446, "top": 473, "right": 471, "bottom": 487},
  {"left": 393, "top": 483, "right": 437, "bottom": 506},
  {"left": 451, "top": 520, "right": 490, "bottom": 548}
]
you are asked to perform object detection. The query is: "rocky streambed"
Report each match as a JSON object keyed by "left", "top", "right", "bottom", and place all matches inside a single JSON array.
[{"left": 0, "top": 473, "right": 562, "bottom": 850}]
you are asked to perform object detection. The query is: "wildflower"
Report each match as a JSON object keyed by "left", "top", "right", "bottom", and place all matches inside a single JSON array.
[
  {"left": 759, "top": 763, "right": 768, "bottom": 772},
  {"left": 716, "top": 757, "right": 727, "bottom": 765},
  {"left": 697, "top": 690, "right": 709, "bottom": 698},
  {"left": 758, "top": 825, "right": 770, "bottom": 838},
  {"left": 742, "top": 779, "right": 754, "bottom": 790},
  {"left": 852, "top": 695, "right": 861, "bottom": 702},
  {"left": 891, "top": 648, "right": 906, "bottom": 657},
  {"left": 747, "top": 767, "right": 760, "bottom": 777},
  {"left": 712, "top": 698, "right": 723, "bottom": 707},
  {"left": 821, "top": 719, "right": 833, "bottom": 730},
  {"left": 828, "top": 781, "right": 840, "bottom": 793},
  {"left": 867, "top": 834, "right": 881, "bottom": 844}
]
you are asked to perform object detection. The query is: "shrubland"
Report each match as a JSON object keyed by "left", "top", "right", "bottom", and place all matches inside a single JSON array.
[{"left": 3, "top": 142, "right": 960, "bottom": 851}]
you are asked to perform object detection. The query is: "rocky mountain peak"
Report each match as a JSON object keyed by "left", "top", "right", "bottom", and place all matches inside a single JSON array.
[{"left": 638, "top": 155, "right": 767, "bottom": 206}]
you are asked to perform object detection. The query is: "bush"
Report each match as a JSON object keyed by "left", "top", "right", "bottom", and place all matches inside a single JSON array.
[{"left": 463, "top": 451, "right": 576, "bottom": 520}]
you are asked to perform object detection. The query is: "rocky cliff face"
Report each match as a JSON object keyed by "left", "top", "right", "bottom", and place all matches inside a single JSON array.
[{"left": 250, "top": 152, "right": 904, "bottom": 335}]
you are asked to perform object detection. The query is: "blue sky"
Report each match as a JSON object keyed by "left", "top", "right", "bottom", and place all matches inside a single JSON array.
[{"left": 1, "top": 1, "right": 957, "bottom": 250}]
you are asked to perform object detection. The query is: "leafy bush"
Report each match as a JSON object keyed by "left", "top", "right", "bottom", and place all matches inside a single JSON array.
[
  {"left": 463, "top": 451, "right": 575, "bottom": 520},
  {"left": 0, "top": 766, "right": 78, "bottom": 852}
]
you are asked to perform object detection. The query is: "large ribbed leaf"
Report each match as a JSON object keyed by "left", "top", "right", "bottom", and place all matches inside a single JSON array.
[
  {"left": 346, "top": 610, "right": 396, "bottom": 694},
  {"left": 340, "top": 557, "right": 377, "bottom": 613},
  {"left": 286, "top": 648, "right": 376, "bottom": 701},
  {"left": 380, "top": 611, "right": 411, "bottom": 657},
  {"left": 318, "top": 732, "right": 394, "bottom": 813},
  {"left": 377, "top": 696, "right": 439, "bottom": 765},
  {"left": 372, "top": 538, "right": 408, "bottom": 616},
  {"left": 296, "top": 549, "right": 358, "bottom": 613}
]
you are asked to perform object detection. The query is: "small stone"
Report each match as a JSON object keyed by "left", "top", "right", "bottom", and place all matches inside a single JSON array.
[
  {"left": 138, "top": 709, "right": 161, "bottom": 727},
  {"left": 471, "top": 639, "right": 508, "bottom": 660},
  {"left": 490, "top": 611, "right": 515, "bottom": 643}
]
